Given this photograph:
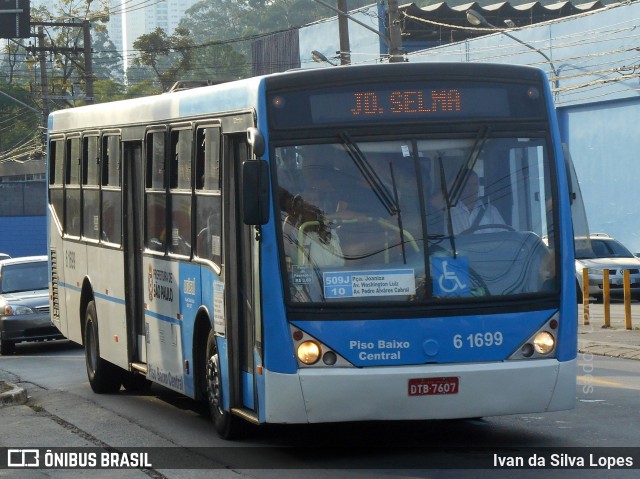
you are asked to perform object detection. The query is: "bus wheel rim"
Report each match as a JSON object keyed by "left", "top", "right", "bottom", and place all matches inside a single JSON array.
[{"left": 206, "top": 353, "right": 224, "bottom": 416}]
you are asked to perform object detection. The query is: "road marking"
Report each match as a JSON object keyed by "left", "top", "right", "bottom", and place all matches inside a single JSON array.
[{"left": 577, "top": 375, "right": 640, "bottom": 390}]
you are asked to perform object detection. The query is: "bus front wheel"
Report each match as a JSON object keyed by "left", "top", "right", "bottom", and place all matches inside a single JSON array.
[
  {"left": 205, "top": 330, "right": 245, "bottom": 439},
  {"left": 84, "top": 300, "right": 121, "bottom": 393}
]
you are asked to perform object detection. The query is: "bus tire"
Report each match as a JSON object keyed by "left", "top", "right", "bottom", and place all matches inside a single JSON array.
[
  {"left": 84, "top": 300, "right": 121, "bottom": 394},
  {"left": 0, "top": 339, "right": 15, "bottom": 355},
  {"left": 205, "top": 330, "right": 245, "bottom": 439}
]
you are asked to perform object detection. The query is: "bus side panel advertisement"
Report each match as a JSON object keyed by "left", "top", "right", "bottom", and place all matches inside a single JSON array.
[{"left": 143, "top": 258, "right": 185, "bottom": 394}]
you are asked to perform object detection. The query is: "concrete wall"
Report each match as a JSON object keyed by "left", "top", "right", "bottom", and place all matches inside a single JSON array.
[{"left": 0, "top": 216, "right": 47, "bottom": 258}]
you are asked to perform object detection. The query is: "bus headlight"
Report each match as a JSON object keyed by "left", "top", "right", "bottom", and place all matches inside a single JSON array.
[
  {"left": 297, "top": 341, "right": 321, "bottom": 365},
  {"left": 533, "top": 331, "right": 555, "bottom": 355}
]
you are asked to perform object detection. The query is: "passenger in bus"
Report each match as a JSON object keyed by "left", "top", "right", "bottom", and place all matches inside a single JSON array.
[
  {"left": 328, "top": 173, "right": 398, "bottom": 264},
  {"left": 282, "top": 192, "right": 344, "bottom": 269},
  {"left": 450, "top": 170, "right": 506, "bottom": 235}
]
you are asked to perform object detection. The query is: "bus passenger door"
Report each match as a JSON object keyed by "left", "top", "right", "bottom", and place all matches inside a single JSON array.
[
  {"left": 122, "top": 141, "right": 145, "bottom": 365},
  {"left": 224, "top": 133, "right": 258, "bottom": 418}
]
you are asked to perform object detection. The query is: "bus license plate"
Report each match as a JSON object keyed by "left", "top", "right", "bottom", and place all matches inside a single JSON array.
[{"left": 408, "top": 377, "right": 459, "bottom": 396}]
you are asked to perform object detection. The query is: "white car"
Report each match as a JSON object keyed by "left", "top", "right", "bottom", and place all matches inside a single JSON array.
[
  {"left": 575, "top": 234, "right": 640, "bottom": 302},
  {"left": 0, "top": 256, "right": 63, "bottom": 355}
]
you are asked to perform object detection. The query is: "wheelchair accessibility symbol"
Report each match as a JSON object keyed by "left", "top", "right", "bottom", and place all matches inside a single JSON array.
[{"left": 431, "top": 257, "right": 470, "bottom": 297}]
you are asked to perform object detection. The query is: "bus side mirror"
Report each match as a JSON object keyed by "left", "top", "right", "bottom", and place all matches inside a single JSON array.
[
  {"left": 247, "top": 127, "right": 265, "bottom": 158},
  {"left": 242, "top": 160, "right": 270, "bottom": 226}
]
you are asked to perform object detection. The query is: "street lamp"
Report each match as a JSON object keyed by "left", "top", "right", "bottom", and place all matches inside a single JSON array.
[
  {"left": 311, "top": 50, "right": 338, "bottom": 66},
  {"left": 466, "top": 9, "right": 559, "bottom": 95}
]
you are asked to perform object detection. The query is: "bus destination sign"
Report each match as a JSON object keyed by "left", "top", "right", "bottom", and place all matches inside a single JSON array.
[
  {"left": 269, "top": 81, "right": 545, "bottom": 129},
  {"left": 350, "top": 89, "right": 462, "bottom": 117}
]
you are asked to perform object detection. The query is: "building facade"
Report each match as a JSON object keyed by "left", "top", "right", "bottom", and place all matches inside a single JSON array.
[
  {"left": 107, "top": 0, "right": 200, "bottom": 74},
  {"left": 293, "top": 1, "right": 640, "bottom": 254}
]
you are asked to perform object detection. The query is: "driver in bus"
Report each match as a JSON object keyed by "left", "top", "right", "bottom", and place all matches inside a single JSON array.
[{"left": 450, "top": 170, "right": 506, "bottom": 235}]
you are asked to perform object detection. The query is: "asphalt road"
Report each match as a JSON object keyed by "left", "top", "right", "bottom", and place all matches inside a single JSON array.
[{"left": 1, "top": 340, "right": 639, "bottom": 478}]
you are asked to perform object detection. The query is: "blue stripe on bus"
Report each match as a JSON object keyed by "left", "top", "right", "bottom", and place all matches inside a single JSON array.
[
  {"left": 59, "top": 281, "right": 180, "bottom": 324},
  {"left": 144, "top": 309, "right": 182, "bottom": 326},
  {"left": 59, "top": 281, "right": 127, "bottom": 305}
]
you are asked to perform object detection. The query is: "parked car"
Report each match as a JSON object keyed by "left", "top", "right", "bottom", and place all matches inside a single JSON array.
[
  {"left": 0, "top": 256, "right": 62, "bottom": 355},
  {"left": 575, "top": 234, "right": 640, "bottom": 302}
]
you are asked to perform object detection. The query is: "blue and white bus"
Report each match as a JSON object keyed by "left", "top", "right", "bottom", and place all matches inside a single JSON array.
[{"left": 48, "top": 63, "right": 578, "bottom": 439}]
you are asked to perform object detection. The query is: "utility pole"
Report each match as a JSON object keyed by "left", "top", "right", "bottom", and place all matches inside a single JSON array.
[
  {"left": 337, "top": 0, "right": 351, "bottom": 65},
  {"left": 386, "top": 0, "right": 405, "bottom": 63},
  {"left": 313, "top": 0, "right": 399, "bottom": 63},
  {"left": 29, "top": 20, "right": 95, "bottom": 107},
  {"left": 82, "top": 20, "right": 95, "bottom": 104},
  {"left": 37, "top": 25, "right": 49, "bottom": 133}
]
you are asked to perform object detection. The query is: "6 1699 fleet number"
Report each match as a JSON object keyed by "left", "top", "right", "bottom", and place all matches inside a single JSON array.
[{"left": 453, "top": 331, "right": 503, "bottom": 349}]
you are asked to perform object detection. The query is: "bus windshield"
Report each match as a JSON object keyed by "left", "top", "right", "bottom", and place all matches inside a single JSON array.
[{"left": 276, "top": 134, "right": 557, "bottom": 304}]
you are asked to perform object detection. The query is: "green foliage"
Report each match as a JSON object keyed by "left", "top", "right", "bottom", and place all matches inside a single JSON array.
[
  {"left": 93, "top": 79, "right": 126, "bottom": 103},
  {"left": 165, "top": 0, "right": 374, "bottom": 81},
  {"left": 132, "top": 27, "right": 195, "bottom": 91},
  {"left": 0, "top": 85, "right": 40, "bottom": 152},
  {"left": 125, "top": 79, "right": 163, "bottom": 98}
]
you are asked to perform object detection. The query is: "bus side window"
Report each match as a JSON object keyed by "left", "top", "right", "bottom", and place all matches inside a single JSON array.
[
  {"left": 101, "top": 135, "right": 122, "bottom": 245},
  {"left": 169, "top": 128, "right": 192, "bottom": 256},
  {"left": 49, "top": 139, "right": 65, "bottom": 230},
  {"left": 145, "top": 130, "right": 167, "bottom": 252},
  {"left": 195, "top": 125, "right": 222, "bottom": 265},
  {"left": 82, "top": 135, "right": 100, "bottom": 240},
  {"left": 65, "top": 136, "right": 81, "bottom": 237}
]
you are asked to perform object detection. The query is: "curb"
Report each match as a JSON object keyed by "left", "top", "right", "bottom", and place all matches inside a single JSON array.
[
  {"left": 578, "top": 341, "right": 640, "bottom": 361},
  {"left": 0, "top": 380, "right": 27, "bottom": 407}
]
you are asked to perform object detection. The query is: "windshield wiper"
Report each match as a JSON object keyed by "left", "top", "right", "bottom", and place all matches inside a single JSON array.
[
  {"left": 339, "top": 133, "right": 408, "bottom": 263},
  {"left": 448, "top": 126, "right": 490, "bottom": 208},
  {"left": 389, "top": 162, "right": 407, "bottom": 263},
  {"left": 438, "top": 156, "right": 456, "bottom": 258},
  {"left": 339, "top": 132, "right": 399, "bottom": 216}
]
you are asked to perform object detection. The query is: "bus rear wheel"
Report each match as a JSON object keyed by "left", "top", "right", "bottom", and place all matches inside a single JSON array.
[
  {"left": 0, "top": 339, "right": 15, "bottom": 355},
  {"left": 205, "top": 330, "right": 246, "bottom": 439},
  {"left": 84, "top": 300, "right": 121, "bottom": 393}
]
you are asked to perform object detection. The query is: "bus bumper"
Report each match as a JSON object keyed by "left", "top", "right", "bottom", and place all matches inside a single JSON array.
[{"left": 263, "top": 359, "right": 576, "bottom": 424}]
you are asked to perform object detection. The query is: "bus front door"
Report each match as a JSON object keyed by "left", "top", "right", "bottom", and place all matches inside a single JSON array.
[{"left": 224, "top": 133, "right": 259, "bottom": 419}]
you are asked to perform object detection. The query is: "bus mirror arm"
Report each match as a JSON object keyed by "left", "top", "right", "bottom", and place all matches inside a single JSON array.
[
  {"left": 242, "top": 160, "right": 271, "bottom": 226},
  {"left": 247, "top": 127, "right": 265, "bottom": 158}
]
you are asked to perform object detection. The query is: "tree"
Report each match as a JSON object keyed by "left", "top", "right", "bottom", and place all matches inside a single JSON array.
[
  {"left": 92, "top": 24, "right": 124, "bottom": 84},
  {"left": 1, "top": 39, "right": 30, "bottom": 85},
  {"left": 132, "top": 27, "right": 195, "bottom": 91},
  {"left": 0, "top": 84, "right": 40, "bottom": 153},
  {"left": 179, "top": 0, "right": 374, "bottom": 80},
  {"left": 29, "top": 1, "right": 112, "bottom": 108}
]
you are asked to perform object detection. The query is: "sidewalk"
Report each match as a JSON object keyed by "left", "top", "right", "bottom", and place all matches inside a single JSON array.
[
  {"left": 0, "top": 370, "right": 27, "bottom": 408},
  {"left": 578, "top": 302, "right": 640, "bottom": 360}
]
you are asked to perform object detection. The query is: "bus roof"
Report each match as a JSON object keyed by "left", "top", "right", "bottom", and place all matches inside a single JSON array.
[
  {"left": 48, "top": 62, "right": 546, "bottom": 132},
  {"left": 48, "top": 74, "right": 266, "bottom": 132}
]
